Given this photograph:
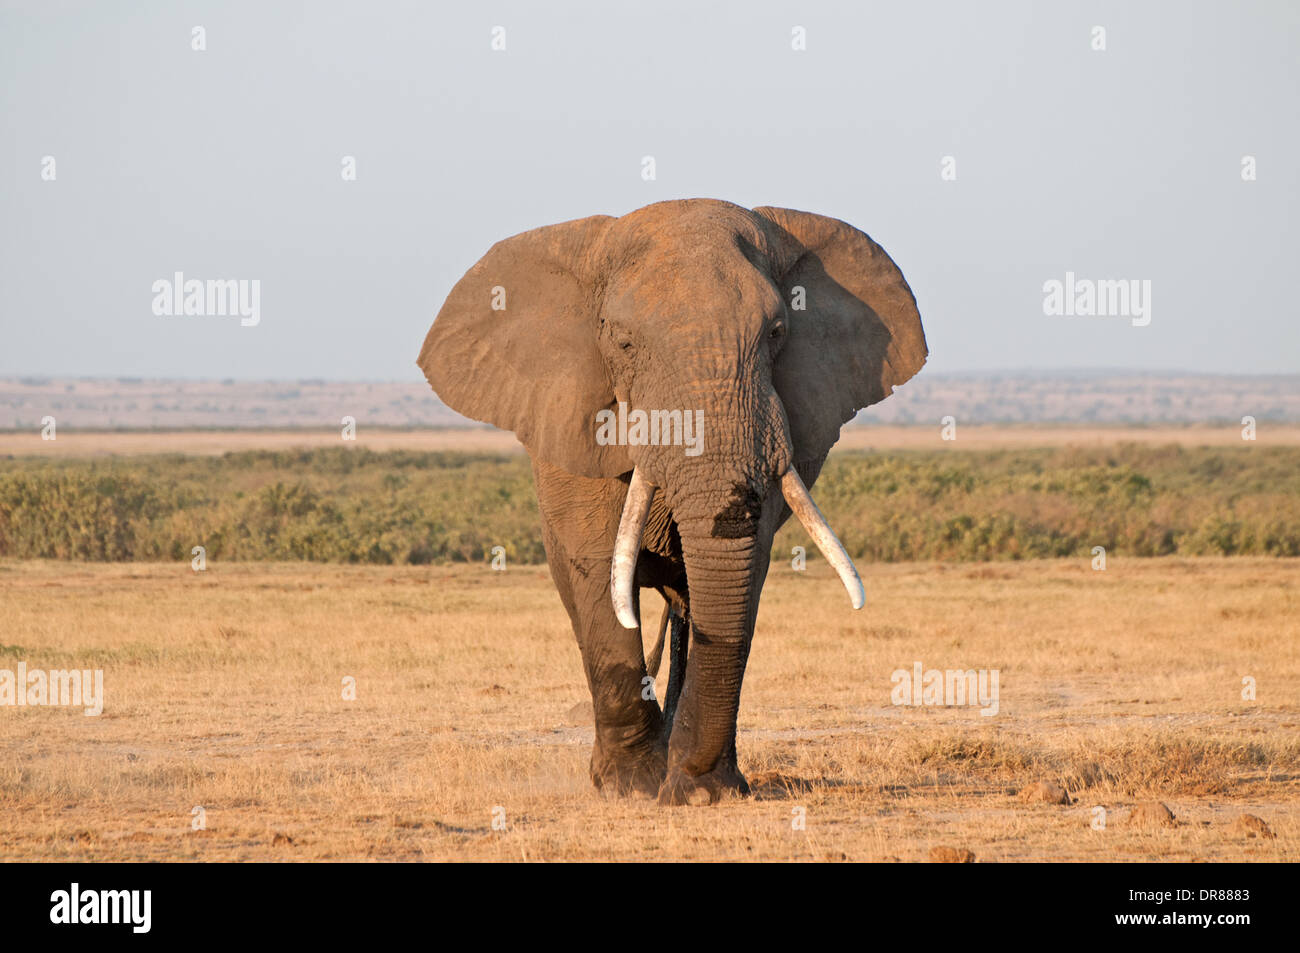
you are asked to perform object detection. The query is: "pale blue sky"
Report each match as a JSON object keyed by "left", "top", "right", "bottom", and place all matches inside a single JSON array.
[{"left": 1, "top": 0, "right": 1297, "bottom": 379}]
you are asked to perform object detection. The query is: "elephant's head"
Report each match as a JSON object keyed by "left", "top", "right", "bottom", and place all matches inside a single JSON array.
[{"left": 418, "top": 200, "right": 925, "bottom": 783}]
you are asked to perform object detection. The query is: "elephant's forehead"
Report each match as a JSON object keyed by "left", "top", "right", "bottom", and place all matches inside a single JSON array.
[
  {"left": 606, "top": 264, "right": 785, "bottom": 333},
  {"left": 617, "top": 197, "right": 753, "bottom": 232},
  {"left": 600, "top": 206, "right": 784, "bottom": 315},
  {"left": 605, "top": 201, "right": 774, "bottom": 267}
]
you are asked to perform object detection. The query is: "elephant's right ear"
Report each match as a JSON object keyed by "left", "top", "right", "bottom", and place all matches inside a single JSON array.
[{"left": 417, "top": 215, "right": 633, "bottom": 478}]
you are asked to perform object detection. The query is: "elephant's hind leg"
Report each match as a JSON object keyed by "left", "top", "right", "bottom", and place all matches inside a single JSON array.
[
  {"left": 660, "top": 606, "right": 689, "bottom": 745},
  {"left": 645, "top": 602, "right": 671, "bottom": 679}
]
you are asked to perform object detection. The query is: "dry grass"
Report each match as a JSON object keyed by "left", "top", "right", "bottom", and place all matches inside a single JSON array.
[
  {"left": 0, "top": 428, "right": 524, "bottom": 458},
  {"left": 0, "top": 557, "right": 1296, "bottom": 861},
  {"left": 5, "top": 423, "right": 1299, "bottom": 458}
]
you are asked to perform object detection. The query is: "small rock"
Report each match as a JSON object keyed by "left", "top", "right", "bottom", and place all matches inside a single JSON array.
[
  {"left": 1019, "top": 780, "right": 1071, "bottom": 805},
  {"left": 563, "top": 700, "right": 594, "bottom": 726},
  {"left": 1233, "top": 814, "right": 1275, "bottom": 839},
  {"left": 1127, "top": 801, "right": 1177, "bottom": 827},
  {"left": 272, "top": 832, "right": 295, "bottom": 846},
  {"left": 929, "top": 845, "right": 975, "bottom": 863}
]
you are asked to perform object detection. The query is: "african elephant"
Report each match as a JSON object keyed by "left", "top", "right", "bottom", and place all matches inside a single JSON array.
[{"left": 418, "top": 199, "right": 926, "bottom": 805}]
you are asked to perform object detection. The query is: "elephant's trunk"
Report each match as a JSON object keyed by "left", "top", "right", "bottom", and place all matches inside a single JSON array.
[
  {"left": 671, "top": 525, "right": 762, "bottom": 778},
  {"left": 607, "top": 450, "right": 865, "bottom": 797},
  {"left": 610, "top": 466, "right": 865, "bottom": 633}
]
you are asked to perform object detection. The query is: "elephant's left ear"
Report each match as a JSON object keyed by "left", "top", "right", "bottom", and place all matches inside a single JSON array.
[{"left": 754, "top": 206, "right": 928, "bottom": 464}]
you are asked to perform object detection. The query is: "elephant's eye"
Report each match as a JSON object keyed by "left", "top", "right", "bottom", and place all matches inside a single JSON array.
[{"left": 769, "top": 323, "right": 786, "bottom": 340}]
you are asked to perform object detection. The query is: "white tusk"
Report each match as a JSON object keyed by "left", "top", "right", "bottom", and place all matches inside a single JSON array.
[
  {"left": 611, "top": 467, "right": 655, "bottom": 629},
  {"left": 781, "top": 468, "right": 865, "bottom": 610}
]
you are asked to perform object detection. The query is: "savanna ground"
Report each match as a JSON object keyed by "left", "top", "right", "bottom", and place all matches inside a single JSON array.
[
  {"left": 0, "top": 427, "right": 1296, "bottom": 861},
  {"left": 0, "top": 558, "right": 1296, "bottom": 861}
]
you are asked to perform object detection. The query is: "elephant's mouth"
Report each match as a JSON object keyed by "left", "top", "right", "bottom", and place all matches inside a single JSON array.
[
  {"left": 609, "top": 466, "right": 864, "bottom": 629},
  {"left": 712, "top": 483, "right": 764, "bottom": 539}
]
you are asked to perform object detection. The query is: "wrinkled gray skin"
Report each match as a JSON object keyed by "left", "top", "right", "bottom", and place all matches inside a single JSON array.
[{"left": 419, "top": 199, "right": 927, "bottom": 805}]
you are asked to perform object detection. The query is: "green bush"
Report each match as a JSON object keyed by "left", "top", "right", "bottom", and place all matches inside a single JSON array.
[{"left": 0, "top": 443, "right": 1296, "bottom": 564}]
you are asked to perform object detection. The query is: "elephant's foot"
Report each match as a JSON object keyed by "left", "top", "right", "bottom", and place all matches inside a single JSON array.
[
  {"left": 657, "top": 760, "right": 750, "bottom": 806},
  {"left": 590, "top": 743, "right": 666, "bottom": 799}
]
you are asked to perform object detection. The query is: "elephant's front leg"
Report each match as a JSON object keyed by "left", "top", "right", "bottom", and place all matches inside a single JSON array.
[
  {"left": 566, "top": 556, "right": 667, "bottom": 796},
  {"left": 534, "top": 462, "right": 666, "bottom": 797}
]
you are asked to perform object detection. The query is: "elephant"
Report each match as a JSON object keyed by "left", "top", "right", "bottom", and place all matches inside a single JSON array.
[{"left": 418, "top": 199, "right": 926, "bottom": 805}]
